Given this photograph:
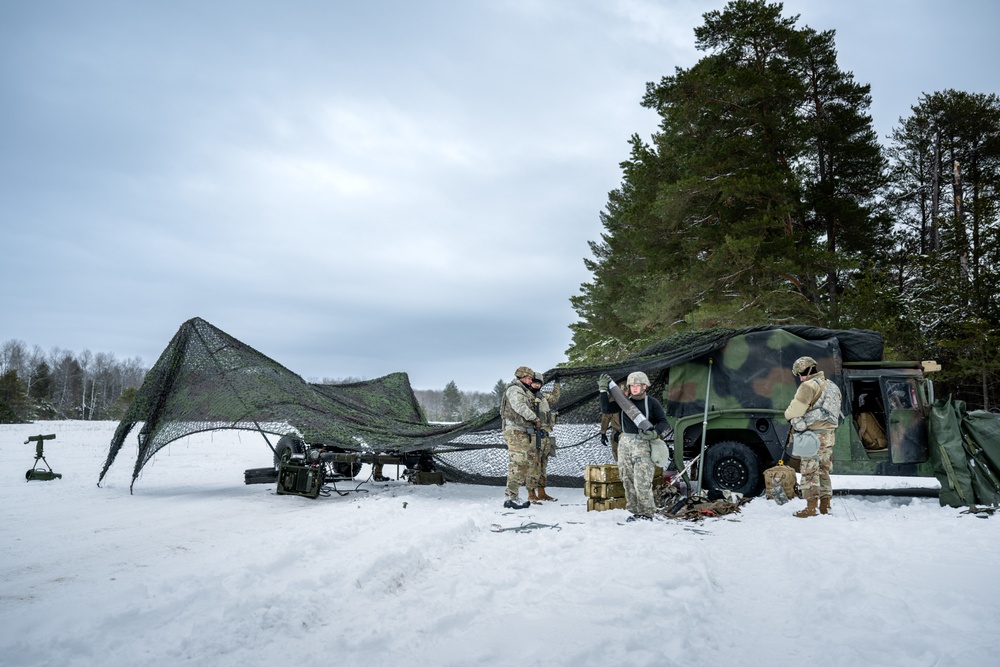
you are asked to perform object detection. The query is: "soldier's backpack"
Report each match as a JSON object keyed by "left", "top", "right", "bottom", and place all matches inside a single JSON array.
[
  {"left": 857, "top": 412, "right": 888, "bottom": 450},
  {"left": 809, "top": 378, "right": 844, "bottom": 427},
  {"left": 764, "top": 462, "right": 798, "bottom": 505}
]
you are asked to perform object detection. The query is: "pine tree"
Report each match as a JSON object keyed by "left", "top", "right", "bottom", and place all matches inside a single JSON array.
[
  {"left": 492, "top": 379, "right": 506, "bottom": 406},
  {"left": 887, "top": 90, "right": 1000, "bottom": 406},
  {"left": 569, "top": 0, "right": 887, "bottom": 361},
  {"left": 441, "top": 381, "right": 462, "bottom": 422},
  {"left": 0, "top": 370, "right": 29, "bottom": 423}
]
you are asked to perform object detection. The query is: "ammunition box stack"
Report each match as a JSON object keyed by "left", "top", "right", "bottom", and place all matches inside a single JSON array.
[
  {"left": 409, "top": 471, "right": 445, "bottom": 485},
  {"left": 584, "top": 464, "right": 667, "bottom": 511},
  {"left": 585, "top": 464, "right": 626, "bottom": 511}
]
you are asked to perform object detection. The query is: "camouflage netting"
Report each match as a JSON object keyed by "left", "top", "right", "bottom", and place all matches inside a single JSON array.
[{"left": 99, "top": 317, "right": 883, "bottom": 491}]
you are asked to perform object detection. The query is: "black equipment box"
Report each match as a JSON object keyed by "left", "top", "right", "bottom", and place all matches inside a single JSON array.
[{"left": 276, "top": 461, "right": 325, "bottom": 499}]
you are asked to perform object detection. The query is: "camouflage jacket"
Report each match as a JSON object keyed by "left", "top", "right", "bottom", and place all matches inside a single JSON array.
[
  {"left": 501, "top": 379, "right": 538, "bottom": 430},
  {"left": 784, "top": 371, "right": 842, "bottom": 432},
  {"left": 533, "top": 382, "right": 560, "bottom": 430}
]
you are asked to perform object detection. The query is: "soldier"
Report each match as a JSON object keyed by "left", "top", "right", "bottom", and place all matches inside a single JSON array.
[
  {"left": 598, "top": 371, "right": 668, "bottom": 522},
  {"left": 529, "top": 371, "right": 561, "bottom": 502},
  {"left": 784, "top": 356, "right": 842, "bottom": 517},
  {"left": 599, "top": 384, "right": 624, "bottom": 461},
  {"left": 499, "top": 366, "right": 543, "bottom": 510}
]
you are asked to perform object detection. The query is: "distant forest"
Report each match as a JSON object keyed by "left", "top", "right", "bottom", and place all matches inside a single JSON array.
[
  {"left": 412, "top": 381, "right": 503, "bottom": 422},
  {"left": 0, "top": 338, "right": 146, "bottom": 423},
  {"left": 0, "top": 340, "right": 502, "bottom": 425},
  {"left": 318, "top": 376, "right": 502, "bottom": 422}
]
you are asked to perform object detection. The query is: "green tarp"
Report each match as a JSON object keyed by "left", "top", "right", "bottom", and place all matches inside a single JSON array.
[{"left": 929, "top": 397, "right": 1000, "bottom": 508}]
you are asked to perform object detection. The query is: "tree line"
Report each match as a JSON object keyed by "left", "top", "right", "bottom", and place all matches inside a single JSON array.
[
  {"left": 316, "top": 377, "right": 502, "bottom": 422},
  {"left": 0, "top": 339, "right": 147, "bottom": 423},
  {"left": 569, "top": 0, "right": 1000, "bottom": 409},
  {"left": 413, "top": 380, "right": 503, "bottom": 422},
  {"left": 0, "top": 346, "right": 501, "bottom": 425}
]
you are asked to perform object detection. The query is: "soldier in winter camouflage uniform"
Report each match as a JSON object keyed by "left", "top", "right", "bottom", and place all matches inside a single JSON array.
[
  {"left": 599, "top": 382, "right": 624, "bottom": 461},
  {"left": 599, "top": 371, "right": 669, "bottom": 522},
  {"left": 499, "top": 366, "right": 542, "bottom": 510},
  {"left": 529, "top": 371, "right": 560, "bottom": 502},
  {"left": 784, "top": 356, "right": 842, "bottom": 517}
]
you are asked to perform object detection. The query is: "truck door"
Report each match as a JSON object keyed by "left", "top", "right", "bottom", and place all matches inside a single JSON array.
[{"left": 880, "top": 377, "right": 929, "bottom": 464}]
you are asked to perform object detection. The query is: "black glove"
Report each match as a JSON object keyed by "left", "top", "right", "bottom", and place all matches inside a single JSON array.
[
  {"left": 598, "top": 374, "right": 613, "bottom": 392},
  {"left": 640, "top": 429, "right": 659, "bottom": 441},
  {"left": 600, "top": 433, "right": 609, "bottom": 446}
]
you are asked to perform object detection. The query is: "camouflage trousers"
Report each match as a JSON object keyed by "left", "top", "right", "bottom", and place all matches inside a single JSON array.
[
  {"left": 618, "top": 433, "right": 656, "bottom": 517},
  {"left": 538, "top": 437, "right": 552, "bottom": 487},
  {"left": 503, "top": 428, "right": 541, "bottom": 500},
  {"left": 799, "top": 429, "right": 835, "bottom": 500}
]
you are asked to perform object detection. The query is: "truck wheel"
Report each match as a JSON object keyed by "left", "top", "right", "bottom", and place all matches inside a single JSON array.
[
  {"left": 331, "top": 460, "right": 363, "bottom": 479},
  {"left": 703, "top": 441, "right": 763, "bottom": 497},
  {"left": 274, "top": 436, "right": 306, "bottom": 468}
]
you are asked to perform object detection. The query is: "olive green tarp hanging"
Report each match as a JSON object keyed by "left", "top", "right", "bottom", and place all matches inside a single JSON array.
[{"left": 929, "top": 396, "right": 1000, "bottom": 508}]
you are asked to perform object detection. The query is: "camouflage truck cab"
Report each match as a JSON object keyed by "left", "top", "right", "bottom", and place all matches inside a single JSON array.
[{"left": 664, "top": 329, "right": 937, "bottom": 496}]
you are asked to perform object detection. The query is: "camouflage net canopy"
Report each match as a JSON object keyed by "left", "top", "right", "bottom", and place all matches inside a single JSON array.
[{"left": 100, "top": 317, "right": 883, "bottom": 490}]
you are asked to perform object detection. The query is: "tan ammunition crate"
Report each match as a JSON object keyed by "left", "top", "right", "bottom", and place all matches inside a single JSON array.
[
  {"left": 588, "top": 497, "right": 627, "bottom": 512},
  {"left": 409, "top": 471, "right": 445, "bottom": 485},
  {"left": 585, "top": 480, "right": 625, "bottom": 499},
  {"left": 585, "top": 464, "right": 621, "bottom": 483}
]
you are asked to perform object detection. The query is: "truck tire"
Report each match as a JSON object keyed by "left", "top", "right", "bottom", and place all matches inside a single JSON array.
[
  {"left": 274, "top": 436, "right": 306, "bottom": 468},
  {"left": 330, "top": 459, "right": 362, "bottom": 480},
  {"left": 703, "top": 440, "right": 763, "bottom": 497}
]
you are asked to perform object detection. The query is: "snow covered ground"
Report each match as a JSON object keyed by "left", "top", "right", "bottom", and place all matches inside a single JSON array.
[{"left": 2, "top": 421, "right": 999, "bottom": 667}]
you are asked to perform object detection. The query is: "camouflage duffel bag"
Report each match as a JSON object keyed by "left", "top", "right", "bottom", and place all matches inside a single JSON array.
[{"left": 764, "top": 464, "right": 798, "bottom": 505}]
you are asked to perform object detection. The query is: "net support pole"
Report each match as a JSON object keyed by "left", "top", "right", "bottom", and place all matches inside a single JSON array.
[{"left": 696, "top": 358, "right": 713, "bottom": 494}]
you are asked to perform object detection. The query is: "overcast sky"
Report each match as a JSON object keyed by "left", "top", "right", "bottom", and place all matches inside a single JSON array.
[{"left": 3, "top": 1, "right": 998, "bottom": 392}]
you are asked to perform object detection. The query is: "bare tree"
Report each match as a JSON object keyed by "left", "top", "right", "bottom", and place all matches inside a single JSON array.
[{"left": 0, "top": 339, "right": 27, "bottom": 377}]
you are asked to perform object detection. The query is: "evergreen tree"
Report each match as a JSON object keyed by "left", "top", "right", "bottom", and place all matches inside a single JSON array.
[
  {"left": 110, "top": 385, "right": 139, "bottom": 420},
  {"left": 888, "top": 90, "right": 1000, "bottom": 406},
  {"left": 0, "top": 370, "right": 29, "bottom": 423},
  {"left": 492, "top": 379, "right": 506, "bottom": 406},
  {"left": 441, "top": 381, "right": 462, "bottom": 422},
  {"left": 569, "top": 0, "right": 886, "bottom": 362},
  {"left": 29, "top": 360, "right": 52, "bottom": 400}
]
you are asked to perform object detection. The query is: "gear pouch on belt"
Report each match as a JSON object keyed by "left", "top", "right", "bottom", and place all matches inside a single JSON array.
[
  {"left": 650, "top": 438, "right": 670, "bottom": 467},
  {"left": 791, "top": 430, "right": 820, "bottom": 458}
]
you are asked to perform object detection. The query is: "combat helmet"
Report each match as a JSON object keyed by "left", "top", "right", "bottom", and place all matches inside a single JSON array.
[
  {"left": 627, "top": 371, "right": 650, "bottom": 386},
  {"left": 514, "top": 366, "right": 535, "bottom": 379},
  {"left": 792, "top": 356, "right": 818, "bottom": 376}
]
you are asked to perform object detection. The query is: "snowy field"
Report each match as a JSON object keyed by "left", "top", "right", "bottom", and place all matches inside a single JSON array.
[{"left": 2, "top": 421, "right": 999, "bottom": 667}]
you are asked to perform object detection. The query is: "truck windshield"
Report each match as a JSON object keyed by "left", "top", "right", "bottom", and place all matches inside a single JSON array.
[{"left": 886, "top": 379, "right": 919, "bottom": 410}]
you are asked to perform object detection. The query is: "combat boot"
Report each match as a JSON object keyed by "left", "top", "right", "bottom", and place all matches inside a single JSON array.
[
  {"left": 794, "top": 498, "right": 819, "bottom": 518},
  {"left": 527, "top": 488, "right": 541, "bottom": 504},
  {"left": 503, "top": 498, "right": 530, "bottom": 510},
  {"left": 537, "top": 486, "right": 556, "bottom": 501},
  {"left": 819, "top": 496, "right": 832, "bottom": 515}
]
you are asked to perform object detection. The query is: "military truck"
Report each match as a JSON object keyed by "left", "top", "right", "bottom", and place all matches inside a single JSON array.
[{"left": 660, "top": 328, "right": 940, "bottom": 497}]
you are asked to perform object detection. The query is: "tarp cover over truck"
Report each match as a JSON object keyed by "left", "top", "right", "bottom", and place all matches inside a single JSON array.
[{"left": 99, "top": 317, "right": 885, "bottom": 490}]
